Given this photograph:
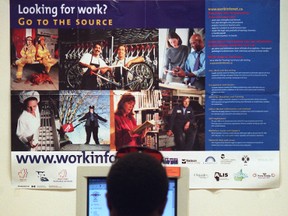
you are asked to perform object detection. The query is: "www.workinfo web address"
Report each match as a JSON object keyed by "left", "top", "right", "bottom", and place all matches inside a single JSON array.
[{"left": 15, "top": 151, "right": 116, "bottom": 164}]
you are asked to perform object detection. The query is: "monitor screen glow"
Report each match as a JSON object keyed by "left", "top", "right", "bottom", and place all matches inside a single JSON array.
[{"left": 87, "top": 177, "right": 177, "bottom": 216}]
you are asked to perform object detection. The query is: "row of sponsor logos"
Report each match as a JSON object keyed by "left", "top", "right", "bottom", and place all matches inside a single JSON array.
[
  {"left": 16, "top": 157, "right": 276, "bottom": 188},
  {"left": 164, "top": 154, "right": 268, "bottom": 165},
  {"left": 16, "top": 167, "right": 277, "bottom": 189},
  {"left": 17, "top": 168, "right": 73, "bottom": 188},
  {"left": 193, "top": 170, "right": 276, "bottom": 182},
  {"left": 164, "top": 155, "right": 276, "bottom": 182}
]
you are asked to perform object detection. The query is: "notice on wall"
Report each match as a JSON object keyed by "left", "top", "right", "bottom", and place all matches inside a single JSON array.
[{"left": 10, "top": 0, "right": 279, "bottom": 189}]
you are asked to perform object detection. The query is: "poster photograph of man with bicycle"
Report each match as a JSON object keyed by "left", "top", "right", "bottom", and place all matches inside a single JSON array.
[{"left": 58, "top": 28, "right": 158, "bottom": 91}]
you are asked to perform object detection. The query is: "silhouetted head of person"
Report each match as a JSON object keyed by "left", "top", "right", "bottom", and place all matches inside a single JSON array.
[{"left": 106, "top": 152, "right": 169, "bottom": 216}]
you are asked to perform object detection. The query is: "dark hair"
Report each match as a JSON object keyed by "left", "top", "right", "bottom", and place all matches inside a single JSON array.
[
  {"left": 182, "top": 96, "right": 190, "bottom": 102},
  {"left": 116, "top": 44, "right": 127, "bottom": 52},
  {"left": 115, "top": 93, "right": 135, "bottom": 118},
  {"left": 23, "top": 97, "right": 38, "bottom": 109},
  {"left": 107, "top": 152, "right": 168, "bottom": 216},
  {"left": 93, "top": 43, "right": 102, "bottom": 49},
  {"left": 167, "top": 32, "right": 182, "bottom": 47}
]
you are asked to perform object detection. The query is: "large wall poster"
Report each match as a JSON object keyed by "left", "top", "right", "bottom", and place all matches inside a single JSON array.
[{"left": 10, "top": 0, "right": 279, "bottom": 189}]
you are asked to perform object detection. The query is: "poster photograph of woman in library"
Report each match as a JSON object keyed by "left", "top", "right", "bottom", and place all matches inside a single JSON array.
[{"left": 112, "top": 90, "right": 161, "bottom": 150}]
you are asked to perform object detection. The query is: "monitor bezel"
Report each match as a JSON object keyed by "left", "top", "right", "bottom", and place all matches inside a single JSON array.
[{"left": 76, "top": 166, "right": 189, "bottom": 216}]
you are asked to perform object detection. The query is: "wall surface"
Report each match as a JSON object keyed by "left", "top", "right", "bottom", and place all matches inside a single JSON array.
[{"left": 1, "top": 0, "right": 288, "bottom": 215}]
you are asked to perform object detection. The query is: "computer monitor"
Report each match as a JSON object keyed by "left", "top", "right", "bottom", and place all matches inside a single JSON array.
[{"left": 76, "top": 166, "right": 189, "bottom": 216}]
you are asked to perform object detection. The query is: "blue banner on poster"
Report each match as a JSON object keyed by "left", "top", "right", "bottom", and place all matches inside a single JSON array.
[{"left": 205, "top": 0, "right": 279, "bottom": 150}]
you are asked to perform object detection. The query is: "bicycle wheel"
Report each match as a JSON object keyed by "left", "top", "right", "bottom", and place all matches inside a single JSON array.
[
  {"left": 98, "top": 70, "right": 114, "bottom": 90},
  {"left": 66, "top": 63, "right": 83, "bottom": 89},
  {"left": 126, "top": 62, "right": 154, "bottom": 90}
]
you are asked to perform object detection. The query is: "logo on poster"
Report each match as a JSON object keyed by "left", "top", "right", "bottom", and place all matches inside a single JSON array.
[
  {"left": 214, "top": 172, "right": 229, "bottom": 181},
  {"left": 18, "top": 168, "right": 28, "bottom": 181},
  {"left": 164, "top": 158, "right": 178, "bottom": 165},
  {"left": 220, "top": 154, "right": 236, "bottom": 164},
  {"left": 182, "top": 159, "right": 200, "bottom": 164},
  {"left": 59, "top": 169, "right": 68, "bottom": 179},
  {"left": 194, "top": 173, "right": 209, "bottom": 179},
  {"left": 234, "top": 169, "right": 248, "bottom": 181},
  {"left": 204, "top": 156, "right": 216, "bottom": 164},
  {"left": 242, "top": 155, "right": 250, "bottom": 165},
  {"left": 36, "top": 170, "right": 49, "bottom": 182},
  {"left": 252, "top": 173, "right": 276, "bottom": 179},
  {"left": 53, "top": 169, "right": 73, "bottom": 183}
]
